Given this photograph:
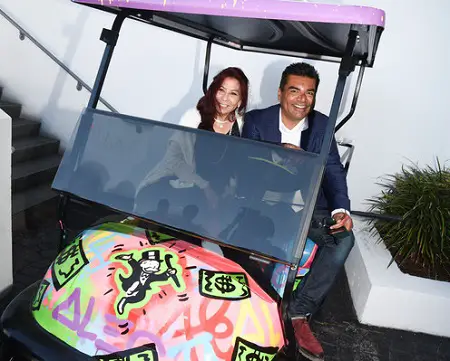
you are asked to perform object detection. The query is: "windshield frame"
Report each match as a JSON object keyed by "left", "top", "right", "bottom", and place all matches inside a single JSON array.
[{"left": 52, "top": 107, "right": 326, "bottom": 267}]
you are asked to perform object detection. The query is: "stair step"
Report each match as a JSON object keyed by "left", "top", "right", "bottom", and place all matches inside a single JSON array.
[
  {"left": 0, "top": 100, "right": 21, "bottom": 119},
  {"left": 12, "top": 154, "right": 61, "bottom": 193},
  {"left": 12, "top": 183, "right": 58, "bottom": 215},
  {"left": 12, "top": 136, "right": 60, "bottom": 165},
  {"left": 12, "top": 118, "right": 41, "bottom": 139}
]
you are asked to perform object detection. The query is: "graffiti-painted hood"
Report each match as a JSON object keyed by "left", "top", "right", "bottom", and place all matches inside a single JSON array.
[{"left": 32, "top": 222, "right": 285, "bottom": 360}]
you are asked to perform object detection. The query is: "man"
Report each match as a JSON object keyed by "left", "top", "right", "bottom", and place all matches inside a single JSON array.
[{"left": 242, "top": 62, "right": 354, "bottom": 361}]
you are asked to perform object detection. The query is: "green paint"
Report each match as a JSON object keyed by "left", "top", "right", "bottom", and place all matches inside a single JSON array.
[
  {"left": 95, "top": 222, "right": 140, "bottom": 235},
  {"left": 113, "top": 247, "right": 185, "bottom": 319},
  {"left": 199, "top": 269, "right": 251, "bottom": 300},
  {"left": 231, "top": 337, "right": 278, "bottom": 361},
  {"left": 52, "top": 235, "right": 89, "bottom": 290},
  {"left": 147, "top": 230, "right": 176, "bottom": 244},
  {"left": 128, "top": 350, "right": 157, "bottom": 361},
  {"left": 32, "top": 280, "right": 50, "bottom": 311},
  {"left": 95, "top": 348, "right": 157, "bottom": 361},
  {"left": 293, "top": 278, "right": 302, "bottom": 291},
  {"left": 33, "top": 288, "right": 89, "bottom": 347}
]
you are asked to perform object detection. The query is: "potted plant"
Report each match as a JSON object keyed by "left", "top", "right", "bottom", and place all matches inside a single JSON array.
[{"left": 366, "top": 158, "right": 450, "bottom": 282}]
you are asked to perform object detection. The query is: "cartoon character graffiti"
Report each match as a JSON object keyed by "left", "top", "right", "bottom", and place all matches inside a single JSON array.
[{"left": 114, "top": 249, "right": 185, "bottom": 317}]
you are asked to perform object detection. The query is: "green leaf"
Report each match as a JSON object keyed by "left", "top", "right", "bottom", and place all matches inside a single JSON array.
[{"left": 366, "top": 157, "right": 450, "bottom": 274}]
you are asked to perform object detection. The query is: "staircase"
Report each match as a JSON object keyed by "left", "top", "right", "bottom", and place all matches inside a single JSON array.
[{"left": 0, "top": 87, "right": 61, "bottom": 230}]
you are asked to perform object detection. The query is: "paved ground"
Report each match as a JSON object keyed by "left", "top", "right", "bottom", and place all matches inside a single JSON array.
[{"left": 3, "top": 214, "right": 450, "bottom": 361}]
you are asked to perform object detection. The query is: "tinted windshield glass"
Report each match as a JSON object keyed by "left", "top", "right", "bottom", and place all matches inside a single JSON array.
[{"left": 53, "top": 109, "right": 323, "bottom": 264}]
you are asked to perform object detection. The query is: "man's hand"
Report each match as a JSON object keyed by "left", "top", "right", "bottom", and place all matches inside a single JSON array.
[
  {"left": 331, "top": 212, "right": 353, "bottom": 232},
  {"left": 282, "top": 143, "right": 303, "bottom": 151},
  {"left": 167, "top": 268, "right": 176, "bottom": 275}
]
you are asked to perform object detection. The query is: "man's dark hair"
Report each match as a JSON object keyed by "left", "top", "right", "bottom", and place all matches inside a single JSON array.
[{"left": 279, "top": 62, "right": 320, "bottom": 91}]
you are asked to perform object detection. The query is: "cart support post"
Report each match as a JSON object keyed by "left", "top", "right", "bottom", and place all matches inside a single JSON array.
[
  {"left": 57, "top": 11, "right": 129, "bottom": 251},
  {"left": 202, "top": 38, "right": 214, "bottom": 94},
  {"left": 335, "top": 63, "right": 366, "bottom": 132},
  {"left": 88, "top": 11, "right": 128, "bottom": 109},
  {"left": 280, "top": 28, "right": 360, "bottom": 356}
]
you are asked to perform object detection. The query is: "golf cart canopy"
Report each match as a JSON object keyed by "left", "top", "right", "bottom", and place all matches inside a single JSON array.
[{"left": 72, "top": 0, "right": 385, "bottom": 66}]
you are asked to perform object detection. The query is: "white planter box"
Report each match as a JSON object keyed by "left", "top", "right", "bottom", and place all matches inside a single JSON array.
[{"left": 345, "top": 216, "right": 450, "bottom": 338}]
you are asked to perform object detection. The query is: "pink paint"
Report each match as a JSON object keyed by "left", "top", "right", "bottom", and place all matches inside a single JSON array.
[
  {"left": 34, "top": 225, "right": 285, "bottom": 359},
  {"left": 72, "top": 0, "right": 385, "bottom": 27}
]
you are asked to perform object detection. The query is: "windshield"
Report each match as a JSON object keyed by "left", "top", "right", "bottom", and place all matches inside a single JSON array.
[{"left": 53, "top": 108, "right": 324, "bottom": 265}]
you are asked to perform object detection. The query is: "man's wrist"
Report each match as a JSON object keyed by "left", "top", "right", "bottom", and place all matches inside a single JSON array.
[{"left": 331, "top": 208, "right": 350, "bottom": 217}]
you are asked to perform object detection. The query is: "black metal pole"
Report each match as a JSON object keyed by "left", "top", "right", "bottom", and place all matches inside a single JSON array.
[
  {"left": 57, "top": 193, "right": 69, "bottom": 252},
  {"left": 291, "top": 30, "right": 358, "bottom": 263},
  {"left": 280, "top": 29, "right": 359, "bottom": 356},
  {"left": 351, "top": 210, "right": 403, "bottom": 222},
  {"left": 202, "top": 38, "right": 214, "bottom": 94},
  {"left": 57, "top": 11, "right": 128, "bottom": 251},
  {"left": 335, "top": 64, "right": 366, "bottom": 132},
  {"left": 88, "top": 11, "right": 129, "bottom": 108}
]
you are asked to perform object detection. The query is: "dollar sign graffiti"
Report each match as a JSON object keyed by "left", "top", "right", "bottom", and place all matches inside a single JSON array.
[
  {"left": 58, "top": 258, "right": 80, "bottom": 278},
  {"left": 57, "top": 244, "right": 79, "bottom": 265},
  {"left": 215, "top": 275, "right": 236, "bottom": 294},
  {"left": 247, "top": 350, "right": 269, "bottom": 361}
]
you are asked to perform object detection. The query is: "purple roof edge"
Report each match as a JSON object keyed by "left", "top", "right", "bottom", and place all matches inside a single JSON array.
[{"left": 73, "top": 0, "right": 385, "bottom": 28}]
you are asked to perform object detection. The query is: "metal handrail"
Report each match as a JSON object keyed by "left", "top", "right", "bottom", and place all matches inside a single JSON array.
[{"left": 0, "top": 7, "right": 117, "bottom": 113}]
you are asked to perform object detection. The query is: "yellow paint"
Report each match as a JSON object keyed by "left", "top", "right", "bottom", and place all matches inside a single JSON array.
[
  {"left": 261, "top": 301, "right": 282, "bottom": 346},
  {"left": 232, "top": 299, "right": 265, "bottom": 345}
]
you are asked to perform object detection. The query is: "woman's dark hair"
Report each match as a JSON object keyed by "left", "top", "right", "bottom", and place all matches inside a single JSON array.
[{"left": 197, "top": 67, "right": 249, "bottom": 131}]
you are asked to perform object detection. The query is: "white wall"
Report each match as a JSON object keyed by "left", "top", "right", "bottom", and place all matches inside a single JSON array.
[
  {"left": 0, "top": 0, "right": 449, "bottom": 212},
  {"left": 346, "top": 218, "right": 450, "bottom": 337},
  {"left": 0, "top": 109, "right": 12, "bottom": 293}
]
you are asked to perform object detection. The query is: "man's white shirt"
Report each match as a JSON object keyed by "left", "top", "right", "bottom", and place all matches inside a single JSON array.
[{"left": 273, "top": 109, "right": 350, "bottom": 216}]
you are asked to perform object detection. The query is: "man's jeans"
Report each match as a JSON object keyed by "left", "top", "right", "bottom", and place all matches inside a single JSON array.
[{"left": 289, "top": 210, "right": 355, "bottom": 317}]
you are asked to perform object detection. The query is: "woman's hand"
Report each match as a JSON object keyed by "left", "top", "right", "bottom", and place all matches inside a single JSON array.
[{"left": 204, "top": 185, "right": 219, "bottom": 209}]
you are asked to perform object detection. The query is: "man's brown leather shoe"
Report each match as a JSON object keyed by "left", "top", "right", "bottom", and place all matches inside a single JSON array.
[{"left": 292, "top": 317, "right": 324, "bottom": 361}]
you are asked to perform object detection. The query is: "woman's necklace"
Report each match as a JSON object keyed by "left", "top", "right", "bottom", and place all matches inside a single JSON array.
[{"left": 214, "top": 117, "right": 228, "bottom": 129}]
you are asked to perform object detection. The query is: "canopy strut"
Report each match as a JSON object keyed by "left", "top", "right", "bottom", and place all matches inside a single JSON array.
[
  {"left": 335, "top": 63, "right": 366, "bottom": 132},
  {"left": 58, "top": 11, "right": 129, "bottom": 251},
  {"left": 280, "top": 28, "right": 360, "bottom": 357},
  {"left": 202, "top": 37, "right": 214, "bottom": 94}
]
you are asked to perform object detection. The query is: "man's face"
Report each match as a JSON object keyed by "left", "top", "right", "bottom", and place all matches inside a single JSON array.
[
  {"left": 278, "top": 75, "right": 317, "bottom": 124},
  {"left": 140, "top": 260, "right": 160, "bottom": 273}
]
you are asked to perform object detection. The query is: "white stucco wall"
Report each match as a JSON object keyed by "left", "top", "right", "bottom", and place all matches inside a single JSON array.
[{"left": 0, "top": 109, "right": 12, "bottom": 293}]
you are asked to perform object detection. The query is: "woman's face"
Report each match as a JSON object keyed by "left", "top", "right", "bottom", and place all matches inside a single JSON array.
[{"left": 215, "top": 77, "right": 242, "bottom": 119}]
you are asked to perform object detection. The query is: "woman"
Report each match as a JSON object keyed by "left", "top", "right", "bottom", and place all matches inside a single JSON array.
[
  {"left": 134, "top": 67, "right": 249, "bottom": 217},
  {"left": 179, "top": 67, "right": 249, "bottom": 136}
]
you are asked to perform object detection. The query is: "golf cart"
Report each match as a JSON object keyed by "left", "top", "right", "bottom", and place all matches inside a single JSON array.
[{"left": 0, "top": 0, "right": 385, "bottom": 360}]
